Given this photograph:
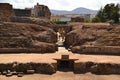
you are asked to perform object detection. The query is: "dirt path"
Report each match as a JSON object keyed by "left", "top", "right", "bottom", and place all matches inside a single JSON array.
[{"left": 0, "top": 71, "right": 120, "bottom": 80}]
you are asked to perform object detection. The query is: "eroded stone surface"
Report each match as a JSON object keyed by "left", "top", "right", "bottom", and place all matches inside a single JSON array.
[
  {"left": 31, "top": 3, "right": 51, "bottom": 19},
  {"left": 0, "top": 3, "right": 14, "bottom": 21},
  {"left": 74, "top": 62, "right": 120, "bottom": 74},
  {"left": 0, "top": 22, "right": 57, "bottom": 53},
  {"left": 0, "top": 63, "right": 56, "bottom": 74},
  {"left": 65, "top": 23, "right": 120, "bottom": 55}
]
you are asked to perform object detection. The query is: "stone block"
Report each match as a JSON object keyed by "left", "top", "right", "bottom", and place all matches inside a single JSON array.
[{"left": 61, "top": 55, "right": 69, "bottom": 59}]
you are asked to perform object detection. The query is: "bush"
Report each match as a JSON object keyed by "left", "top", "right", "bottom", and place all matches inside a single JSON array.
[
  {"left": 92, "top": 17, "right": 100, "bottom": 22},
  {"left": 84, "top": 19, "right": 91, "bottom": 23},
  {"left": 54, "top": 21, "right": 68, "bottom": 24}
]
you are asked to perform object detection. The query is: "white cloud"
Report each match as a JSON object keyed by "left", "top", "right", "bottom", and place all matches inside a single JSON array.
[{"left": 0, "top": 0, "right": 119, "bottom": 10}]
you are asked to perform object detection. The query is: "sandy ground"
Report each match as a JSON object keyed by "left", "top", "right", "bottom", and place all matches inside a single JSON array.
[
  {"left": 0, "top": 71, "right": 120, "bottom": 80},
  {"left": 0, "top": 47, "right": 120, "bottom": 64},
  {"left": 0, "top": 46, "right": 120, "bottom": 80}
]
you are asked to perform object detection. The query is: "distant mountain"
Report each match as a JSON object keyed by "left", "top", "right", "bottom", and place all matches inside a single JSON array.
[{"left": 51, "top": 7, "right": 98, "bottom": 15}]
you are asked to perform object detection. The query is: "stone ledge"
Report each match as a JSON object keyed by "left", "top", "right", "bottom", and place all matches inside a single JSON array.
[
  {"left": 72, "top": 46, "right": 120, "bottom": 55},
  {"left": 0, "top": 48, "right": 56, "bottom": 53},
  {"left": 0, "top": 62, "right": 56, "bottom": 74},
  {"left": 74, "top": 61, "right": 120, "bottom": 74}
]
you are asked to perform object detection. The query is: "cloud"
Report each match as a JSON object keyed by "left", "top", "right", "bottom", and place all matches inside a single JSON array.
[
  {"left": 56, "top": 0, "right": 70, "bottom": 6},
  {"left": 0, "top": 0, "right": 119, "bottom": 10}
]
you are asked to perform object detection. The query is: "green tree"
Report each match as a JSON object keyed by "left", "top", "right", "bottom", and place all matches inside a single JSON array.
[
  {"left": 97, "top": 7, "right": 107, "bottom": 22},
  {"left": 95, "top": 3, "right": 120, "bottom": 23}
]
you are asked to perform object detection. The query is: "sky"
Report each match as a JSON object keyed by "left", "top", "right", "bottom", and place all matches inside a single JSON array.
[{"left": 0, "top": 0, "right": 120, "bottom": 10}]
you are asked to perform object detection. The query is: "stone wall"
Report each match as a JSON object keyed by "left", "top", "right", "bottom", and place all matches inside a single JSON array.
[
  {"left": 72, "top": 46, "right": 120, "bottom": 55},
  {"left": 0, "top": 3, "right": 14, "bottom": 21},
  {"left": 10, "top": 17, "right": 55, "bottom": 28},
  {"left": 74, "top": 62, "right": 120, "bottom": 74},
  {"left": 14, "top": 9, "right": 31, "bottom": 17},
  {"left": 0, "top": 3, "right": 51, "bottom": 20},
  {"left": 0, "top": 62, "right": 56, "bottom": 74},
  {"left": 31, "top": 3, "right": 51, "bottom": 19},
  {"left": 65, "top": 23, "right": 120, "bottom": 54},
  {"left": 0, "top": 22, "right": 58, "bottom": 53},
  {"left": 0, "top": 61, "right": 120, "bottom": 75}
]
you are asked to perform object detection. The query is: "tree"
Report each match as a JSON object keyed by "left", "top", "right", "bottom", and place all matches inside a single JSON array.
[
  {"left": 97, "top": 7, "right": 106, "bottom": 22},
  {"left": 95, "top": 3, "right": 120, "bottom": 23}
]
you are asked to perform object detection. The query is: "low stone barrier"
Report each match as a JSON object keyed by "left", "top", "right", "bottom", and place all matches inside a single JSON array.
[
  {"left": 0, "top": 61, "right": 120, "bottom": 75},
  {"left": 0, "top": 62, "right": 56, "bottom": 75},
  {"left": 72, "top": 46, "right": 120, "bottom": 55},
  {"left": 74, "top": 61, "right": 120, "bottom": 74},
  {"left": 0, "top": 47, "right": 58, "bottom": 53}
]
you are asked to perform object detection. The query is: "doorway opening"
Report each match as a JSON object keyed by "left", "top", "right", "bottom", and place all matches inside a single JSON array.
[
  {"left": 53, "top": 55, "right": 79, "bottom": 72},
  {"left": 57, "top": 60, "right": 74, "bottom": 71}
]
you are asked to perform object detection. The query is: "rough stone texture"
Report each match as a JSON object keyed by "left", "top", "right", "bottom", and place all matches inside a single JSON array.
[
  {"left": 0, "top": 62, "right": 56, "bottom": 74},
  {"left": 0, "top": 3, "right": 14, "bottom": 21},
  {"left": 31, "top": 3, "right": 51, "bottom": 19},
  {"left": 13, "top": 3, "right": 51, "bottom": 19},
  {"left": 0, "top": 22, "right": 57, "bottom": 53},
  {"left": 72, "top": 46, "right": 120, "bottom": 55},
  {"left": 35, "top": 63, "right": 56, "bottom": 74},
  {"left": 74, "top": 62, "right": 94, "bottom": 73},
  {"left": 74, "top": 62, "right": 120, "bottom": 74},
  {"left": 0, "top": 44, "right": 57, "bottom": 53},
  {"left": 53, "top": 24, "right": 72, "bottom": 33},
  {"left": 1, "top": 61, "right": 120, "bottom": 75},
  {"left": 10, "top": 17, "right": 55, "bottom": 28},
  {"left": 65, "top": 30, "right": 96, "bottom": 48},
  {"left": 14, "top": 9, "right": 31, "bottom": 17},
  {"left": 65, "top": 23, "right": 120, "bottom": 54}
]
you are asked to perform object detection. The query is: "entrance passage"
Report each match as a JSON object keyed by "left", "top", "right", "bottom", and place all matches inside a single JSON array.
[
  {"left": 57, "top": 60, "right": 74, "bottom": 71},
  {"left": 59, "top": 61, "right": 69, "bottom": 68},
  {"left": 53, "top": 55, "right": 79, "bottom": 71}
]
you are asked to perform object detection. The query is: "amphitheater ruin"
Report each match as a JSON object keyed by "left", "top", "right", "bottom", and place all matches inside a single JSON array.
[{"left": 0, "top": 3, "right": 120, "bottom": 78}]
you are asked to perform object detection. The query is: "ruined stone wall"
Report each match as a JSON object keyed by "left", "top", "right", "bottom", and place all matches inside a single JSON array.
[
  {"left": 0, "top": 22, "right": 58, "bottom": 53},
  {"left": 72, "top": 46, "right": 120, "bottom": 55},
  {"left": 0, "top": 3, "right": 51, "bottom": 19},
  {"left": 31, "top": 3, "right": 51, "bottom": 19},
  {"left": 0, "top": 3, "right": 14, "bottom": 21},
  {"left": 0, "top": 62, "right": 56, "bottom": 74},
  {"left": 14, "top": 9, "right": 31, "bottom": 17},
  {"left": 74, "top": 62, "right": 120, "bottom": 74}
]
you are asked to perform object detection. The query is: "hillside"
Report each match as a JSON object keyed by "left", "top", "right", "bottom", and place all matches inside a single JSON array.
[{"left": 51, "top": 7, "right": 98, "bottom": 15}]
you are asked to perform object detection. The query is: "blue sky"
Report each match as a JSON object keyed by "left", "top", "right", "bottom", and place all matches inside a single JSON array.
[{"left": 0, "top": 0, "right": 119, "bottom": 10}]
